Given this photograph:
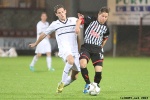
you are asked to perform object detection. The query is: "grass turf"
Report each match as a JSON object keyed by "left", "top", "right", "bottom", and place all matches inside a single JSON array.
[{"left": 0, "top": 56, "right": 150, "bottom": 100}]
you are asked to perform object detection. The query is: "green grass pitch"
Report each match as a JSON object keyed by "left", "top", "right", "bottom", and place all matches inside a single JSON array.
[{"left": 0, "top": 56, "right": 150, "bottom": 100}]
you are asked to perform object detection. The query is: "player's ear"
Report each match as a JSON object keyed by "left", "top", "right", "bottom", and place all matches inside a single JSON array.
[
  {"left": 64, "top": 9, "right": 67, "bottom": 14},
  {"left": 55, "top": 13, "right": 58, "bottom": 17}
]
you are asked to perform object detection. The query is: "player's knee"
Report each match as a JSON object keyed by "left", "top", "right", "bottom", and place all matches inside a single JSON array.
[
  {"left": 37, "top": 54, "right": 42, "bottom": 57},
  {"left": 68, "top": 59, "right": 74, "bottom": 65},
  {"left": 80, "top": 60, "right": 87, "bottom": 68},
  {"left": 67, "top": 55, "right": 74, "bottom": 65},
  {"left": 46, "top": 52, "right": 51, "bottom": 56},
  {"left": 95, "top": 65, "right": 103, "bottom": 72}
]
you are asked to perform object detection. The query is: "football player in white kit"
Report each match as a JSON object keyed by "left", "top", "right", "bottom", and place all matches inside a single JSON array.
[
  {"left": 29, "top": 5, "right": 82, "bottom": 93},
  {"left": 29, "top": 12, "right": 55, "bottom": 72}
]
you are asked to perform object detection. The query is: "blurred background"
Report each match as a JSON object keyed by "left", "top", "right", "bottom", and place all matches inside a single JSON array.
[{"left": 0, "top": 0, "right": 150, "bottom": 57}]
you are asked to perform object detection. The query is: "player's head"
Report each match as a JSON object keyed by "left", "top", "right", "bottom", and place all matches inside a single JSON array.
[
  {"left": 54, "top": 4, "right": 67, "bottom": 21},
  {"left": 41, "top": 12, "right": 47, "bottom": 22},
  {"left": 98, "top": 7, "right": 110, "bottom": 24}
]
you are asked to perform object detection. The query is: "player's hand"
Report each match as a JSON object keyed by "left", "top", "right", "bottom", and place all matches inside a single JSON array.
[
  {"left": 75, "top": 26, "right": 80, "bottom": 34},
  {"left": 47, "top": 35, "right": 51, "bottom": 38},
  {"left": 78, "top": 13, "right": 84, "bottom": 19},
  {"left": 29, "top": 43, "right": 37, "bottom": 48}
]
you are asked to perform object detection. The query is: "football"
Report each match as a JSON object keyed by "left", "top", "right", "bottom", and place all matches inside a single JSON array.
[{"left": 88, "top": 82, "right": 100, "bottom": 96}]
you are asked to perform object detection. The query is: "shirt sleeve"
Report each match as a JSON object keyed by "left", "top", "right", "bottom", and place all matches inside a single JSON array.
[
  {"left": 36, "top": 22, "right": 42, "bottom": 35},
  {"left": 44, "top": 21, "right": 56, "bottom": 35},
  {"left": 103, "top": 27, "right": 110, "bottom": 40},
  {"left": 82, "top": 16, "right": 96, "bottom": 29}
]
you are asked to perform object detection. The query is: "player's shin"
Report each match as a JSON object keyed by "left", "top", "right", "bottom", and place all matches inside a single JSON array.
[
  {"left": 81, "top": 68, "right": 91, "bottom": 93},
  {"left": 61, "top": 62, "right": 73, "bottom": 83},
  {"left": 94, "top": 72, "right": 102, "bottom": 86},
  {"left": 46, "top": 56, "right": 51, "bottom": 69},
  {"left": 64, "top": 76, "right": 73, "bottom": 87},
  {"left": 81, "top": 68, "right": 90, "bottom": 84},
  {"left": 56, "top": 62, "right": 73, "bottom": 93},
  {"left": 30, "top": 55, "right": 38, "bottom": 67}
]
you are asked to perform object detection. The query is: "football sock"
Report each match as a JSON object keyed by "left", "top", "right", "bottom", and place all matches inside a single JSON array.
[
  {"left": 94, "top": 72, "right": 102, "bottom": 84},
  {"left": 30, "top": 55, "right": 38, "bottom": 67},
  {"left": 64, "top": 76, "right": 74, "bottom": 86},
  {"left": 81, "top": 68, "right": 90, "bottom": 84},
  {"left": 46, "top": 56, "right": 52, "bottom": 69},
  {"left": 61, "top": 62, "right": 73, "bottom": 83}
]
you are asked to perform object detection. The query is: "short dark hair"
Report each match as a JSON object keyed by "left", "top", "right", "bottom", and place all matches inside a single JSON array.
[
  {"left": 41, "top": 12, "right": 47, "bottom": 15},
  {"left": 54, "top": 4, "right": 65, "bottom": 13},
  {"left": 99, "top": 7, "right": 110, "bottom": 14}
]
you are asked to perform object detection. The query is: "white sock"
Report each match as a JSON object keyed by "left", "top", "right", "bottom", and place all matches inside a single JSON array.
[
  {"left": 61, "top": 62, "right": 73, "bottom": 83},
  {"left": 46, "top": 56, "right": 52, "bottom": 69},
  {"left": 64, "top": 76, "right": 74, "bottom": 87},
  {"left": 30, "top": 55, "right": 38, "bottom": 67}
]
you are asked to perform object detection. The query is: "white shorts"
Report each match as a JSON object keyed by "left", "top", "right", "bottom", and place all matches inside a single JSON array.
[
  {"left": 58, "top": 51, "right": 80, "bottom": 72},
  {"left": 35, "top": 41, "right": 51, "bottom": 54}
]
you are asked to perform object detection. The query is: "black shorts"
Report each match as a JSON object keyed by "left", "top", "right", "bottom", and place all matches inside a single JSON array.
[{"left": 79, "top": 44, "right": 104, "bottom": 67}]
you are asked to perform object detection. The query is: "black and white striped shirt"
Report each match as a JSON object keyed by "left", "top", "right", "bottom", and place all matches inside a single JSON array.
[{"left": 83, "top": 16, "right": 109, "bottom": 46}]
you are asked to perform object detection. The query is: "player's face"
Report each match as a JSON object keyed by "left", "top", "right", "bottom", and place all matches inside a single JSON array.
[
  {"left": 98, "top": 12, "right": 108, "bottom": 24},
  {"left": 41, "top": 14, "right": 47, "bottom": 22},
  {"left": 55, "top": 8, "right": 67, "bottom": 21}
]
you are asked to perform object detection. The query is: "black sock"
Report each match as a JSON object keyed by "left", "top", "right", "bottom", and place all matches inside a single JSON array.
[
  {"left": 81, "top": 68, "right": 90, "bottom": 84},
  {"left": 94, "top": 72, "right": 102, "bottom": 85}
]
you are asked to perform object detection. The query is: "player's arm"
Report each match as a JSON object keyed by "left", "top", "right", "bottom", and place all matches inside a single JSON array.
[
  {"left": 75, "top": 19, "right": 82, "bottom": 34},
  {"left": 101, "top": 38, "right": 108, "bottom": 48},
  {"left": 101, "top": 27, "right": 110, "bottom": 48},
  {"left": 29, "top": 22, "right": 55, "bottom": 48},
  {"left": 29, "top": 33, "right": 47, "bottom": 48},
  {"left": 75, "top": 13, "right": 84, "bottom": 34}
]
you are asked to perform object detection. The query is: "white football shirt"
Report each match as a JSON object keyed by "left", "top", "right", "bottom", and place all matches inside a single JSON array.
[
  {"left": 44, "top": 17, "right": 78, "bottom": 54},
  {"left": 37, "top": 21, "right": 49, "bottom": 43}
]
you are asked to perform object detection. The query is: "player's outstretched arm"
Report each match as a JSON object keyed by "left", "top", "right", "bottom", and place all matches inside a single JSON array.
[
  {"left": 29, "top": 33, "right": 47, "bottom": 48},
  {"left": 101, "top": 38, "right": 108, "bottom": 48}
]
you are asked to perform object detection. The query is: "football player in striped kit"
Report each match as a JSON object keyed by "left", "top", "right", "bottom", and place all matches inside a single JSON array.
[{"left": 76, "top": 7, "right": 110, "bottom": 94}]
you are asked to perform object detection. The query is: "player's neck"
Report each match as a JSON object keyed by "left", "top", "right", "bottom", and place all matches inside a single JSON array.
[
  {"left": 41, "top": 20, "right": 46, "bottom": 23},
  {"left": 59, "top": 18, "right": 67, "bottom": 22},
  {"left": 97, "top": 19, "right": 104, "bottom": 24}
]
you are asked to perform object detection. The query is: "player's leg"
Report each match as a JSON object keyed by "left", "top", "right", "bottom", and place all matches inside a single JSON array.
[
  {"left": 29, "top": 53, "right": 42, "bottom": 71},
  {"left": 91, "top": 52, "right": 103, "bottom": 90},
  {"left": 64, "top": 54, "right": 80, "bottom": 86},
  {"left": 56, "top": 54, "right": 74, "bottom": 93},
  {"left": 62, "top": 54, "right": 74, "bottom": 82},
  {"left": 46, "top": 52, "right": 54, "bottom": 71},
  {"left": 64, "top": 70, "right": 79, "bottom": 87},
  {"left": 80, "top": 50, "right": 91, "bottom": 93}
]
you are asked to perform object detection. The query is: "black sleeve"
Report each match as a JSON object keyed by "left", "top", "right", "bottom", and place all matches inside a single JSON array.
[
  {"left": 84, "top": 16, "right": 97, "bottom": 29},
  {"left": 103, "top": 27, "right": 110, "bottom": 39}
]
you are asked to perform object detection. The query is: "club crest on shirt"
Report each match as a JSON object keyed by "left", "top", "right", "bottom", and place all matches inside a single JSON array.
[{"left": 90, "top": 30, "right": 100, "bottom": 38}]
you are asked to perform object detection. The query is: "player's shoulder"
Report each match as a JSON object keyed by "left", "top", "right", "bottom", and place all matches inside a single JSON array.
[
  {"left": 46, "top": 21, "right": 49, "bottom": 25},
  {"left": 36, "top": 21, "right": 42, "bottom": 27},
  {"left": 85, "top": 16, "right": 96, "bottom": 21},
  {"left": 103, "top": 23, "right": 109, "bottom": 28},
  {"left": 68, "top": 17, "right": 77, "bottom": 20},
  {"left": 37, "top": 21, "right": 42, "bottom": 25},
  {"left": 49, "top": 20, "right": 59, "bottom": 26}
]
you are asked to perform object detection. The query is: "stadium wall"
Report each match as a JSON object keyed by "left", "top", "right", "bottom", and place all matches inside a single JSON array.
[{"left": 0, "top": 0, "right": 113, "bottom": 55}]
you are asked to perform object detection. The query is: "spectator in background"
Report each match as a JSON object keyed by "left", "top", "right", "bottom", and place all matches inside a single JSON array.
[{"left": 29, "top": 12, "right": 55, "bottom": 72}]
